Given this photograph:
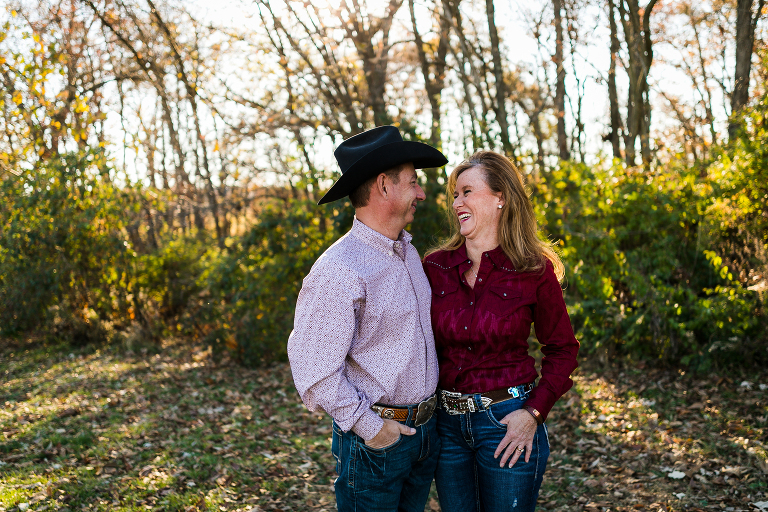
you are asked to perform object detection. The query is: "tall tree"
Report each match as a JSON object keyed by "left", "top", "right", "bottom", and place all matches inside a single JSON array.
[
  {"left": 607, "top": 0, "right": 623, "bottom": 160},
  {"left": 730, "top": 0, "right": 765, "bottom": 138},
  {"left": 553, "top": 0, "right": 569, "bottom": 160},
  {"left": 409, "top": 0, "right": 449, "bottom": 149},
  {"left": 486, "top": 0, "right": 514, "bottom": 157},
  {"left": 617, "top": 0, "right": 659, "bottom": 167}
]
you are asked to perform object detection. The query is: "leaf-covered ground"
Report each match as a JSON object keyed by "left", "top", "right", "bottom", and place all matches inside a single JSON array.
[{"left": 1, "top": 340, "right": 766, "bottom": 512}]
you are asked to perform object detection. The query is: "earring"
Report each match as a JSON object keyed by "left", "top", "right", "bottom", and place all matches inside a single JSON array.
[{"left": 498, "top": 204, "right": 503, "bottom": 209}]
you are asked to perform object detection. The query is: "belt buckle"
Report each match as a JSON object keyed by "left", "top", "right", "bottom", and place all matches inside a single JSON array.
[
  {"left": 440, "top": 390, "right": 463, "bottom": 415},
  {"left": 371, "top": 405, "right": 396, "bottom": 420},
  {"left": 414, "top": 396, "right": 436, "bottom": 426},
  {"left": 508, "top": 386, "right": 521, "bottom": 398}
]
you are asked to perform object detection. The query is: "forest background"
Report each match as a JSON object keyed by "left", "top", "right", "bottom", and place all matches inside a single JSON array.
[{"left": 0, "top": 0, "right": 767, "bottom": 371}]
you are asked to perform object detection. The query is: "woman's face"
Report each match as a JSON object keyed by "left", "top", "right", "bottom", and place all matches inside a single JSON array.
[{"left": 452, "top": 166, "right": 504, "bottom": 244}]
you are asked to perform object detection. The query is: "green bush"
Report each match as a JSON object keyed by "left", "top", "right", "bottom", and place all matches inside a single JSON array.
[
  {"left": 533, "top": 157, "right": 766, "bottom": 369},
  {"left": 0, "top": 151, "right": 133, "bottom": 341},
  {"left": 194, "top": 199, "right": 339, "bottom": 365}
]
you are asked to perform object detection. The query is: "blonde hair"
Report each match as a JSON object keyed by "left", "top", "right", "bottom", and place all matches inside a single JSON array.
[{"left": 427, "top": 151, "right": 565, "bottom": 282}]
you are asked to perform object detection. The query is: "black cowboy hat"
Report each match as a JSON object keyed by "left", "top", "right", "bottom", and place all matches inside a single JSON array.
[{"left": 318, "top": 125, "right": 448, "bottom": 205}]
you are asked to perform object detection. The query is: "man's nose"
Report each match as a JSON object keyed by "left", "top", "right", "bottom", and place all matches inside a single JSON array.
[{"left": 416, "top": 185, "right": 426, "bottom": 201}]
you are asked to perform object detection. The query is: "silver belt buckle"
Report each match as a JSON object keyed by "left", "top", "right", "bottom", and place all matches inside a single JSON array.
[
  {"left": 414, "top": 395, "right": 436, "bottom": 426},
  {"left": 440, "top": 390, "right": 464, "bottom": 415}
]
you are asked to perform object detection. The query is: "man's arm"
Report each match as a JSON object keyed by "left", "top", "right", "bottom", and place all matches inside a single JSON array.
[{"left": 287, "top": 262, "right": 384, "bottom": 441}]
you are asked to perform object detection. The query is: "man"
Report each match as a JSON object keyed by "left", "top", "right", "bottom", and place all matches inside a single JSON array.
[{"left": 288, "top": 125, "right": 448, "bottom": 512}]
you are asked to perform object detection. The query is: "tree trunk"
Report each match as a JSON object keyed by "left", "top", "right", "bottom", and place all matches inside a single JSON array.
[
  {"left": 345, "top": 0, "right": 404, "bottom": 127},
  {"left": 607, "top": 0, "right": 623, "bottom": 160},
  {"left": 409, "top": 0, "right": 448, "bottom": 151},
  {"left": 617, "top": 0, "right": 658, "bottom": 168},
  {"left": 486, "top": 0, "right": 514, "bottom": 157},
  {"left": 554, "top": 0, "right": 569, "bottom": 161},
  {"left": 730, "top": 0, "right": 764, "bottom": 139}
]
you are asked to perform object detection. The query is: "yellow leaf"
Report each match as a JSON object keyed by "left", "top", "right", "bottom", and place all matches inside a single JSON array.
[
  {"left": 12, "top": 91, "right": 22, "bottom": 105},
  {"left": 214, "top": 141, "right": 219, "bottom": 151},
  {"left": 256, "top": 313, "right": 264, "bottom": 320}
]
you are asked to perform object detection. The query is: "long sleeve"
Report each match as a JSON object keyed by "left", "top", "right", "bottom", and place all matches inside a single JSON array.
[
  {"left": 287, "top": 261, "right": 384, "bottom": 441},
  {"left": 526, "top": 262, "right": 580, "bottom": 420}
]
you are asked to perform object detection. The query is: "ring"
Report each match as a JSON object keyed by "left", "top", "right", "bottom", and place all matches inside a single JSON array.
[{"left": 516, "top": 447, "right": 524, "bottom": 452}]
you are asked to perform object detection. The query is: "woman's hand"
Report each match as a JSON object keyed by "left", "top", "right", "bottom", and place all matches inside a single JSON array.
[{"left": 493, "top": 409, "right": 538, "bottom": 467}]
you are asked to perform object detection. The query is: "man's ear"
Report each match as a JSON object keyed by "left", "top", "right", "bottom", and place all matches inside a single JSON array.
[{"left": 374, "top": 173, "right": 388, "bottom": 199}]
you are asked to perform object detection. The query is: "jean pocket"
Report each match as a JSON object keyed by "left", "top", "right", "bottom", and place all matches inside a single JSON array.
[
  {"left": 360, "top": 433, "right": 403, "bottom": 454},
  {"left": 485, "top": 398, "right": 525, "bottom": 430},
  {"left": 331, "top": 423, "right": 342, "bottom": 475}
]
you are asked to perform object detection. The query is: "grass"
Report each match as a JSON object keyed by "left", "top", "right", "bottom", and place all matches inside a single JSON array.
[{"left": 1, "top": 339, "right": 766, "bottom": 511}]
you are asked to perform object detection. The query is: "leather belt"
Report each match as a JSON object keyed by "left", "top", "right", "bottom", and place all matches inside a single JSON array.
[
  {"left": 439, "top": 383, "right": 534, "bottom": 415},
  {"left": 371, "top": 395, "right": 437, "bottom": 427}
]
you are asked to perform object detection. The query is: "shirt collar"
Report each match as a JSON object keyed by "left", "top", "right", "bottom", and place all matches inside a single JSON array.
[
  {"left": 486, "top": 245, "right": 515, "bottom": 271},
  {"left": 442, "top": 243, "right": 515, "bottom": 270},
  {"left": 441, "top": 243, "right": 471, "bottom": 268},
  {"left": 351, "top": 217, "right": 412, "bottom": 259}
]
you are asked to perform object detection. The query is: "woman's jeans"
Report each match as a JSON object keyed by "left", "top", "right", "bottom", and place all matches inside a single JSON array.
[
  {"left": 332, "top": 414, "right": 440, "bottom": 512},
  {"left": 435, "top": 394, "right": 550, "bottom": 512}
]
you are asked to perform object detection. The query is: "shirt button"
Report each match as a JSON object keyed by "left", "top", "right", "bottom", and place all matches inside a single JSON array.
[
  {"left": 478, "top": 278, "right": 482, "bottom": 282},
  {"left": 468, "top": 347, "right": 472, "bottom": 351},
  {"left": 503, "top": 293, "right": 507, "bottom": 297},
  {"left": 458, "top": 367, "right": 461, "bottom": 370},
  {"left": 464, "top": 326, "right": 468, "bottom": 330},
  {"left": 470, "top": 302, "right": 473, "bottom": 305},
  {"left": 441, "top": 291, "right": 445, "bottom": 295}
]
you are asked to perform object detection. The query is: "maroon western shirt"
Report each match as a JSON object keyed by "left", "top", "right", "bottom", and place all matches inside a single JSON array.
[{"left": 423, "top": 243, "right": 579, "bottom": 421}]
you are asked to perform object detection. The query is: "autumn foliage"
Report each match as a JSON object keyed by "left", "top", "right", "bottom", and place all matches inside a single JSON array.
[{"left": 0, "top": 1, "right": 766, "bottom": 369}]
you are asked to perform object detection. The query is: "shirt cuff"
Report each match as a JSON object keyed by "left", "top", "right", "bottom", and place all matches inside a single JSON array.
[
  {"left": 351, "top": 409, "right": 384, "bottom": 441},
  {"left": 525, "top": 386, "right": 557, "bottom": 422}
]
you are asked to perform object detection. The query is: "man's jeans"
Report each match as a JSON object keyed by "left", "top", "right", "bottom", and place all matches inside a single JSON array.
[
  {"left": 332, "top": 414, "right": 439, "bottom": 512},
  {"left": 434, "top": 394, "right": 550, "bottom": 512}
]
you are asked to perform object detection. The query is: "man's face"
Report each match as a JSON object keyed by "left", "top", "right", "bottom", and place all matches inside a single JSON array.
[{"left": 387, "top": 163, "right": 425, "bottom": 229}]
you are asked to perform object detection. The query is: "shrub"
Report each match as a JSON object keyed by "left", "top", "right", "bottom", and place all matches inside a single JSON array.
[{"left": 0, "top": 151, "right": 133, "bottom": 341}]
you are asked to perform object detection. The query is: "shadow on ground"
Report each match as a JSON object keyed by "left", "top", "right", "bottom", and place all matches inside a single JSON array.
[{"left": 1, "top": 340, "right": 766, "bottom": 511}]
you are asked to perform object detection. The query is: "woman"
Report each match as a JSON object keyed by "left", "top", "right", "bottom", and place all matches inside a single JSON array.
[{"left": 423, "top": 151, "right": 579, "bottom": 512}]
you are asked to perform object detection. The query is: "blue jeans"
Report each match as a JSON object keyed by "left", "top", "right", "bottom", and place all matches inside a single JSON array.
[
  {"left": 434, "top": 394, "right": 550, "bottom": 512},
  {"left": 332, "top": 414, "right": 440, "bottom": 512}
]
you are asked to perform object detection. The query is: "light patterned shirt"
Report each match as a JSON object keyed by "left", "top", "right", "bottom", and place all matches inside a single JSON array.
[{"left": 287, "top": 218, "right": 439, "bottom": 441}]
